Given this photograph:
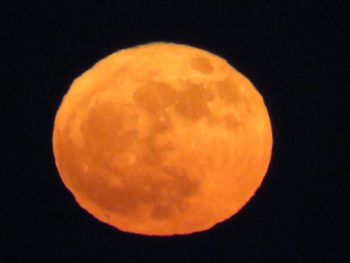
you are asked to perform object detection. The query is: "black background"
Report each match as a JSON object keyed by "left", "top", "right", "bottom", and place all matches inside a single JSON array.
[{"left": 2, "top": 1, "right": 348, "bottom": 262}]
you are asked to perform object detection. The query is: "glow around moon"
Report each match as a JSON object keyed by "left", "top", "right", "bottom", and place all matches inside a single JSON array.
[{"left": 53, "top": 42, "right": 273, "bottom": 236}]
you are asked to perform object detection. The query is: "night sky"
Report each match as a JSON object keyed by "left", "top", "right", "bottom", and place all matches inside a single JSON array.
[{"left": 2, "top": 1, "right": 347, "bottom": 262}]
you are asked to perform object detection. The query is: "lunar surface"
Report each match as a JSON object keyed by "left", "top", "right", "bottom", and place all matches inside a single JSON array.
[{"left": 53, "top": 42, "right": 273, "bottom": 236}]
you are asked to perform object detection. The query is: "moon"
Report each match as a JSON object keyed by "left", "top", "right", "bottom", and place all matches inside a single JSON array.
[{"left": 53, "top": 42, "right": 273, "bottom": 236}]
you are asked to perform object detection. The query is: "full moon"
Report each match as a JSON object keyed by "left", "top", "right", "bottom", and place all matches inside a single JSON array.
[{"left": 53, "top": 42, "right": 272, "bottom": 236}]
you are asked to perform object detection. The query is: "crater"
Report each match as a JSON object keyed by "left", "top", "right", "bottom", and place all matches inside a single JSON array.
[
  {"left": 150, "top": 166, "right": 199, "bottom": 220},
  {"left": 80, "top": 101, "right": 139, "bottom": 167},
  {"left": 191, "top": 56, "right": 214, "bottom": 74},
  {"left": 83, "top": 162, "right": 200, "bottom": 220},
  {"left": 215, "top": 78, "right": 241, "bottom": 105},
  {"left": 224, "top": 114, "right": 241, "bottom": 129},
  {"left": 133, "top": 81, "right": 177, "bottom": 113},
  {"left": 151, "top": 204, "right": 172, "bottom": 220},
  {"left": 175, "top": 82, "right": 211, "bottom": 120}
]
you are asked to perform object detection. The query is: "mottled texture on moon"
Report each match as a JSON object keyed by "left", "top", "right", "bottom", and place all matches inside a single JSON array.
[{"left": 53, "top": 42, "right": 273, "bottom": 236}]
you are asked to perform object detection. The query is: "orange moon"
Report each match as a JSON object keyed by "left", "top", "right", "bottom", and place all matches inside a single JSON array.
[{"left": 53, "top": 42, "right": 272, "bottom": 236}]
